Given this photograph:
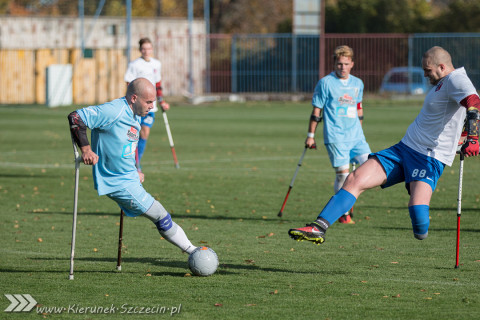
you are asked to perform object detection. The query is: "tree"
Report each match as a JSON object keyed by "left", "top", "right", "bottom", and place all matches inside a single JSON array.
[{"left": 433, "top": 0, "right": 480, "bottom": 32}]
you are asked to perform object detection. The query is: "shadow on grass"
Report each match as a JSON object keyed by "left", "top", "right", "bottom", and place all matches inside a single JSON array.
[
  {"left": 38, "top": 211, "right": 295, "bottom": 222},
  {"left": 359, "top": 205, "right": 479, "bottom": 213},
  {"left": 19, "top": 256, "right": 341, "bottom": 276},
  {"left": 375, "top": 226, "right": 480, "bottom": 233}
]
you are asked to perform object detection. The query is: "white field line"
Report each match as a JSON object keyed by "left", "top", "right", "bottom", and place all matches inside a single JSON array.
[{"left": 0, "top": 154, "right": 326, "bottom": 170}]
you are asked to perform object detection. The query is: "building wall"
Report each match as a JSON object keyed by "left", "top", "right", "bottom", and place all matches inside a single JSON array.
[{"left": 0, "top": 16, "right": 206, "bottom": 105}]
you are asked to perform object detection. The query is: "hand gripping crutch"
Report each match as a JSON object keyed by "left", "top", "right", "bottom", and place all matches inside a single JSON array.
[
  {"left": 455, "top": 152, "right": 464, "bottom": 269},
  {"left": 162, "top": 110, "right": 180, "bottom": 169},
  {"left": 278, "top": 146, "right": 309, "bottom": 217},
  {"left": 69, "top": 138, "right": 82, "bottom": 280}
]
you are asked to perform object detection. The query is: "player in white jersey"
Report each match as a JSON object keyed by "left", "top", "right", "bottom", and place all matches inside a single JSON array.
[
  {"left": 306, "top": 45, "right": 371, "bottom": 224},
  {"left": 289, "top": 46, "right": 480, "bottom": 246},
  {"left": 68, "top": 78, "right": 197, "bottom": 257},
  {"left": 124, "top": 37, "right": 170, "bottom": 171}
]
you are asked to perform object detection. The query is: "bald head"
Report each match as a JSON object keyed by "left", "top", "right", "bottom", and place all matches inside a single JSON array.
[
  {"left": 422, "top": 46, "right": 456, "bottom": 85},
  {"left": 126, "top": 78, "right": 155, "bottom": 99},
  {"left": 126, "top": 78, "right": 156, "bottom": 117},
  {"left": 423, "top": 46, "right": 454, "bottom": 69}
]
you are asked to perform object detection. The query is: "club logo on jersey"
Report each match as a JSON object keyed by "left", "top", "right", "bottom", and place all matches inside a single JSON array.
[
  {"left": 338, "top": 93, "right": 355, "bottom": 105},
  {"left": 122, "top": 141, "right": 137, "bottom": 158},
  {"left": 435, "top": 81, "right": 443, "bottom": 92},
  {"left": 127, "top": 126, "right": 139, "bottom": 141}
]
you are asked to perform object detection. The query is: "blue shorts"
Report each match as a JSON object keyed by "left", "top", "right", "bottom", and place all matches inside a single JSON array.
[
  {"left": 371, "top": 142, "right": 445, "bottom": 192},
  {"left": 325, "top": 138, "right": 371, "bottom": 168},
  {"left": 106, "top": 183, "right": 155, "bottom": 217},
  {"left": 141, "top": 112, "right": 156, "bottom": 128}
]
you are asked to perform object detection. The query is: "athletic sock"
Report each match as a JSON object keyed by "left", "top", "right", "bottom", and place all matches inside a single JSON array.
[
  {"left": 158, "top": 221, "right": 197, "bottom": 254},
  {"left": 316, "top": 188, "right": 357, "bottom": 226},
  {"left": 408, "top": 205, "right": 430, "bottom": 240},
  {"left": 334, "top": 172, "right": 350, "bottom": 216},
  {"left": 137, "top": 138, "right": 147, "bottom": 162}
]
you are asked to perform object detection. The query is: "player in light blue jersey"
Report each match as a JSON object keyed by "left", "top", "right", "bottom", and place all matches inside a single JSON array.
[
  {"left": 68, "top": 78, "right": 197, "bottom": 257},
  {"left": 305, "top": 45, "right": 371, "bottom": 224}
]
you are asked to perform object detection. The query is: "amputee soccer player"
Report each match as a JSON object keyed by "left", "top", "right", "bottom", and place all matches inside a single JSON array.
[
  {"left": 289, "top": 46, "right": 480, "bottom": 245},
  {"left": 305, "top": 45, "right": 371, "bottom": 224},
  {"left": 124, "top": 37, "right": 170, "bottom": 171},
  {"left": 68, "top": 78, "right": 197, "bottom": 255}
]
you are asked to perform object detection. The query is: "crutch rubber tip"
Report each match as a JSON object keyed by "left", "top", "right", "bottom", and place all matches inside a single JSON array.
[
  {"left": 69, "top": 275, "right": 74, "bottom": 280},
  {"left": 454, "top": 265, "right": 459, "bottom": 269},
  {"left": 116, "top": 266, "right": 122, "bottom": 271},
  {"left": 175, "top": 164, "right": 180, "bottom": 169},
  {"left": 277, "top": 211, "right": 283, "bottom": 217}
]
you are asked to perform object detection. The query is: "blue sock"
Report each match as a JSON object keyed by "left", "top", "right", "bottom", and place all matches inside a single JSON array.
[
  {"left": 408, "top": 205, "right": 429, "bottom": 240},
  {"left": 137, "top": 138, "right": 147, "bottom": 162},
  {"left": 316, "top": 189, "right": 357, "bottom": 226}
]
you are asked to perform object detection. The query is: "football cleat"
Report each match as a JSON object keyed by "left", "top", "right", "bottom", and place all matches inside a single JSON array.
[
  {"left": 288, "top": 222, "right": 325, "bottom": 245},
  {"left": 338, "top": 214, "right": 355, "bottom": 224}
]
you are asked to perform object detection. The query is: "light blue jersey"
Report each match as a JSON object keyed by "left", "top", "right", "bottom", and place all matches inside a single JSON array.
[
  {"left": 77, "top": 97, "right": 141, "bottom": 196},
  {"left": 312, "top": 72, "right": 365, "bottom": 144}
]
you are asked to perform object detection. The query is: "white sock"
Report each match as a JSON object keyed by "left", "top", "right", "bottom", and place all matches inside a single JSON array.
[{"left": 160, "top": 222, "right": 197, "bottom": 254}]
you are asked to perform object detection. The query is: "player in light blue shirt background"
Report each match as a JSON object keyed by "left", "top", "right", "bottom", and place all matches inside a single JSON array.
[
  {"left": 68, "top": 78, "right": 197, "bottom": 255},
  {"left": 305, "top": 45, "right": 371, "bottom": 224}
]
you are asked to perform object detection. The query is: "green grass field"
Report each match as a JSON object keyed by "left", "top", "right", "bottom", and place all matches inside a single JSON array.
[{"left": 0, "top": 99, "right": 479, "bottom": 319}]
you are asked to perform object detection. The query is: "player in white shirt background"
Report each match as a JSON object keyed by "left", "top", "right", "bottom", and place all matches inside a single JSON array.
[
  {"left": 289, "top": 46, "right": 480, "bottom": 246},
  {"left": 124, "top": 37, "right": 170, "bottom": 171},
  {"left": 305, "top": 45, "right": 371, "bottom": 224}
]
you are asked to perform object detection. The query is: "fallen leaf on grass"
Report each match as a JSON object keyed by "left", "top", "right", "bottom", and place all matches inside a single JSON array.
[
  {"left": 245, "top": 304, "right": 256, "bottom": 307},
  {"left": 391, "top": 261, "right": 399, "bottom": 264},
  {"left": 37, "top": 238, "right": 43, "bottom": 242},
  {"left": 184, "top": 273, "right": 192, "bottom": 277},
  {"left": 245, "top": 259, "right": 255, "bottom": 264},
  {"left": 392, "top": 294, "right": 401, "bottom": 298},
  {"left": 269, "top": 290, "right": 278, "bottom": 295},
  {"left": 214, "top": 303, "right": 223, "bottom": 307},
  {"left": 145, "top": 273, "right": 152, "bottom": 277}
]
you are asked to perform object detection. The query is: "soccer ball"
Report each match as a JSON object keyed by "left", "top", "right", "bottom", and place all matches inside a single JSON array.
[{"left": 188, "top": 247, "right": 219, "bottom": 276}]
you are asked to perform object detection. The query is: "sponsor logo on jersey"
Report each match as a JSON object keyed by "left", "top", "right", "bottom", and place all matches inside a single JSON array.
[
  {"left": 127, "top": 126, "right": 139, "bottom": 141},
  {"left": 338, "top": 93, "right": 355, "bottom": 105}
]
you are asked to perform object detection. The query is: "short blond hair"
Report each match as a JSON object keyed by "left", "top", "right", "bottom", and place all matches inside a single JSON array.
[{"left": 333, "top": 45, "right": 354, "bottom": 62}]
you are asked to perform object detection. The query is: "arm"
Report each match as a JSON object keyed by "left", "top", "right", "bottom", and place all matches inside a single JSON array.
[
  {"left": 305, "top": 107, "right": 321, "bottom": 149},
  {"left": 357, "top": 102, "right": 364, "bottom": 126},
  {"left": 156, "top": 81, "right": 170, "bottom": 111},
  {"left": 460, "top": 94, "right": 480, "bottom": 157},
  {"left": 67, "top": 111, "right": 99, "bottom": 165}
]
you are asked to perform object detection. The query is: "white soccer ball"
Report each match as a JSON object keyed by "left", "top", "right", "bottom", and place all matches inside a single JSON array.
[{"left": 188, "top": 247, "right": 219, "bottom": 276}]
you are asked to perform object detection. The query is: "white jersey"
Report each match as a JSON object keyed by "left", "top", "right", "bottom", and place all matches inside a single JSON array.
[
  {"left": 124, "top": 57, "right": 162, "bottom": 112},
  {"left": 401, "top": 67, "right": 478, "bottom": 166}
]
